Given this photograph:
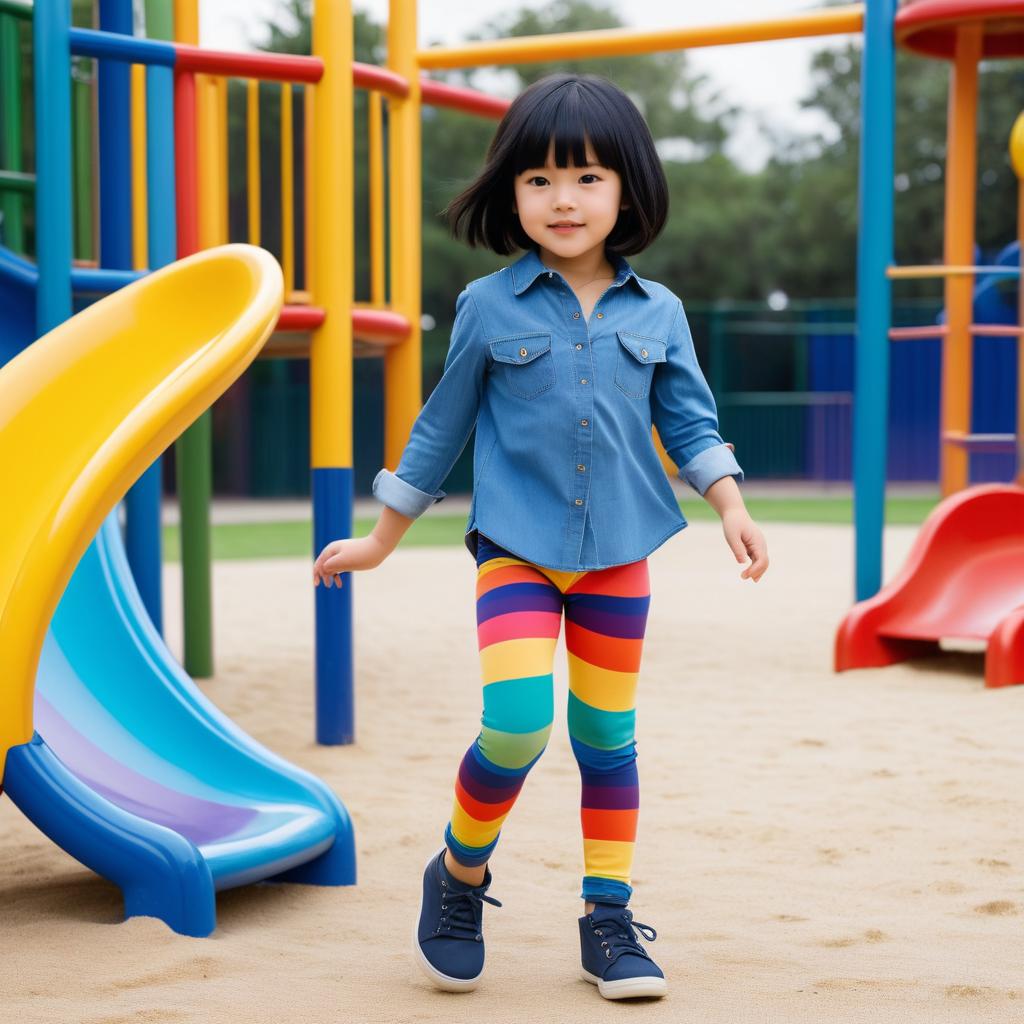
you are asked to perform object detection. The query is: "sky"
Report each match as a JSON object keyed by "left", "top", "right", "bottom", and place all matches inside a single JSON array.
[{"left": 200, "top": 1, "right": 862, "bottom": 171}]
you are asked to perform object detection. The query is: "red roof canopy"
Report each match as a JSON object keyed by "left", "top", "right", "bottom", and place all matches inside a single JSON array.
[{"left": 896, "top": 0, "right": 1024, "bottom": 58}]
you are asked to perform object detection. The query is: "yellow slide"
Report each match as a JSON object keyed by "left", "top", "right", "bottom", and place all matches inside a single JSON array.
[
  {"left": 0, "top": 244, "right": 356, "bottom": 936},
  {"left": 0, "top": 244, "right": 282, "bottom": 771}
]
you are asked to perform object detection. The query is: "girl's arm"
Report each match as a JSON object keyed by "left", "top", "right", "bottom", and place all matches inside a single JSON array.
[
  {"left": 650, "top": 299, "right": 744, "bottom": 497},
  {"left": 651, "top": 298, "right": 767, "bottom": 582},
  {"left": 314, "top": 287, "right": 488, "bottom": 587},
  {"left": 314, "top": 505, "right": 414, "bottom": 587},
  {"left": 702, "top": 475, "right": 769, "bottom": 582}
]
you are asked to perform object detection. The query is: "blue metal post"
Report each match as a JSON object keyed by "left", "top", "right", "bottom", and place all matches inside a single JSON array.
[
  {"left": 34, "top": 0, "right": 72, "bottom": 334},
  {"left": 145, "top": 65, "right": 176, "bottom": 270},
  {"left": 313, "top": 468, "right": 354, "bottom": 744},
  {"left": 853, "top": 0, "right": 896, "bottom": 601},
  {"left": 97, "top": 0, "right": 163, "bottom": 633}
]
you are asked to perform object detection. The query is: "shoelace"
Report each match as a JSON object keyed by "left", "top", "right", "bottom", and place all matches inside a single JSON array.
[
  {"left": 590, "top": 908, "right": 657, "bottom": 964},
  {"left": 437, "top": 878, "right": 503, "bottom": 942}
]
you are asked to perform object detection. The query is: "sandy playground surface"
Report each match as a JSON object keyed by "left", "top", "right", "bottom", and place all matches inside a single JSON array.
[{"left": 3, "top": 520, "right": 1024, "bottom": 1024}]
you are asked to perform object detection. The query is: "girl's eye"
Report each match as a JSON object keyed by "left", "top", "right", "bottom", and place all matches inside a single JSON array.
[{"left": 526, "top": 174, "right": 600, "bottom": 186}]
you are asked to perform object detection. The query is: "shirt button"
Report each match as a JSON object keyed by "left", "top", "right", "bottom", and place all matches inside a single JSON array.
[
  {"left": 575, "top": 499, "right": 583, "bottom": 506},
  {"left": 581, "top": 419, "right": 588, "bottom": 426},
  {"left": 575, "top": 343, "right": 582, "bottom": 350},
  {"left": 548, "top": 272, "right": 553, "bottom": 278},
  {"left": 641, "top": 348, "right": 648, "bottom": 358},
  {"left": 577, "top": 464, "right": 585, "bottom": 472},
  {"left": 572, "top": 312, "right": 580, "bottom": 319},
  {"left": 596, "top": 312, "right": 604, "bottom": 318},
  {"left": 519, "top": 347, "right": 528, "bottom": 357},
  {"left": 580, "top": 378, "right": 588, "bottom": 384}
]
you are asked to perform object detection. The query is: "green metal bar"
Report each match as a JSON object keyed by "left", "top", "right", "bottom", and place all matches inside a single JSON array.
[
  {"left": 0, "top": 168, "right": 33, "bottom": 191},
  {"left": 72, "top": 59, "right": 95, "bottom": 261},
  {"left": 719, "top": 320, "right": 859, "bottom": 336},
  {"left": 0, "top": 12, "right": 25, "bottom": 251},
  {"left": 719, "top": 392, "right": 853, "bottom": 407},
  {"left": 0, "top": 0, "right": 31, "bottom": 21},
  {"left": 143, "top": 0, "right": 173, "bottom": 41}
]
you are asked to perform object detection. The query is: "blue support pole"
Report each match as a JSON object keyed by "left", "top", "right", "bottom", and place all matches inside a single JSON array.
[
  {"left": 853, "top": 0, "right": 896, "bottom": 601},
  {"left": 313, "top": 468, "right": 354, "bottom": 744},
  {"left": 97, "top": 0, "right": 163, "bottom": 634},
  {"left": 145, "top": 65, "right": 176, "bottom": 273},
  {"left": 34, "top": 0, "right": 72, "bottom": 334}
]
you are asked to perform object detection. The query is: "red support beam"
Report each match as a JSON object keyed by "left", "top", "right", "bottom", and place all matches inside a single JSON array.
[
  {"left": 173, "top": 70, "right": 199, "bottom": 257},
  {"left": 175, "top": 45, "right": 324, "bottom": 83}
]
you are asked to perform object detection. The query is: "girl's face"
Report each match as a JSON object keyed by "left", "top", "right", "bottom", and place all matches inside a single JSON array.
[{"left": 512, "top": 138, "right": 625, "bottom": 263}]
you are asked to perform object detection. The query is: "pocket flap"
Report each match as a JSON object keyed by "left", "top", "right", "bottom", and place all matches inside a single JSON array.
[
  {"left": 616, "top": 331, "right": 667, "bottom": 364},
  {"left": 489, "top": 334, "right": 552, "bottom": 365}
]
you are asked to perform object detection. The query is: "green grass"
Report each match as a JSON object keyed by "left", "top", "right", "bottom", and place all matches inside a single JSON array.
[{"left": 161, "top": 495, "right": 942, "bottom": 562}]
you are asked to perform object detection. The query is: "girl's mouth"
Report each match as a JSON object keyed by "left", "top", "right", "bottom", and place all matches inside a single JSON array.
[{"left": 549, "top": 224, "right": 583, "bottom": 233}]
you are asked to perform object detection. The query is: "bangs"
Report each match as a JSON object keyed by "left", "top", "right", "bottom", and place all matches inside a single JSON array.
[
  {"left": 510, "top": 85, "right": 624, "bottom": 177},
  {"left": 442, "top": 73, "right": 669, "bottom": 257}
]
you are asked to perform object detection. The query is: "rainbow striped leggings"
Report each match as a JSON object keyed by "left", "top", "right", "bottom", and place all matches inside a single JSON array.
[{"left": 443, "top": 533, "right": 651, "bottom": 906}]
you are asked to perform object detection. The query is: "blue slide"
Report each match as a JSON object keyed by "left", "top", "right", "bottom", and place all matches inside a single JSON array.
[{"left": 0, "top": 245, "right": 355, "bottom": 937}]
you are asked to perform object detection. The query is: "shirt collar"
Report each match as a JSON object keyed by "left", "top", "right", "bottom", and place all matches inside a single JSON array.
[{"left": 509, "top": 247, "right": 652, "bottom": 299}]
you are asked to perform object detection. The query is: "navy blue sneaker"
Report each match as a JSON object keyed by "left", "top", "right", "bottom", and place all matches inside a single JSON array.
[
  {"left": 413, "top": 847, "right": 502, "bottom": 991},
  {"left": 579, "top": 903, "right": 667, "bottom": 999}
]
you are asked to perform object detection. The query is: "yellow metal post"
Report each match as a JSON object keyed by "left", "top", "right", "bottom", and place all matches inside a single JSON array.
[
  {"left": 385, "top": 0, "right": 422, "bottom": 471},
  {"left": 368, "top": 89, "right": 385, "bottom": 306},
  {"left": 310, "top": 0, "right": 356, "bottom": 742},
  {"left": 130, "top": 63, "right": 148, "bottom": 270},
  {"left": 1011, "top": 111, "right": 1024, "bottom": 486},
  {"left": 216, "top": 76, "right": 229, "bottom": 243},
  {"left": 198, "top": 75, "right": 226, "bottom": 248},
  {"left": 247, "top": 78, "right": 261, "bottom": 247},
  {"left": 940, "top": 23, "right": 982, "bottom": 496},
  {"left": 281, "top": 82, "right": 295, "bottom": 295}
]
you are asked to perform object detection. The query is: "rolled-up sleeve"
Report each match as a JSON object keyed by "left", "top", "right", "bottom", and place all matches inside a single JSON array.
[
  {"left": 372, "top": 287, "right": 487, "bottom": 519},
  {"left": 651, "top": 298, "right": 744, "bottom": 497}
]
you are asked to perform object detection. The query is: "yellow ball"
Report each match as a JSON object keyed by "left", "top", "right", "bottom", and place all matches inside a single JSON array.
[{"left": 1010, "top": 111, "right": 1024, "bottom": 181}]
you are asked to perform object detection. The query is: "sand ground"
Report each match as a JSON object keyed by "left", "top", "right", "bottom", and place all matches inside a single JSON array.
[{"left": 3, "top": 521, "right": 1024, "bottom": 1024}]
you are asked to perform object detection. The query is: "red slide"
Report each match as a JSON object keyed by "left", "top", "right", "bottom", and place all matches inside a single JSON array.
[{"left": 835, "top": 484, "right": 1024, "bottom": 687}]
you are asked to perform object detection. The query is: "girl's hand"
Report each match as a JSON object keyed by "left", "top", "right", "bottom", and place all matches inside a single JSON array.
[
  {"left": 721, "top": 508, "right": 769, "bottom": 582},
  {"left": 313, "top": 536, "right": 387, "bottom": 588}
]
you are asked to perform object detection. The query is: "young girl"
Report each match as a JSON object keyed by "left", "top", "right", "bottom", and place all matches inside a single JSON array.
[{"left": 313, "top": 72, "right": 768, "bottom": 1000}]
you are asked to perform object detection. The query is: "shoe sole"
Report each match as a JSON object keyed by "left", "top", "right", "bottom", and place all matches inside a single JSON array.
[
  {"left": 412, "top": 848, "right": 484, "bottom": 993},
  {"left": 581, "top": 967, "right": 668, "bottom": 999}
]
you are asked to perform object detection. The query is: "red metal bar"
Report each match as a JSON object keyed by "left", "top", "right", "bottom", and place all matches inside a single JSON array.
[
  {"left": 943, "top": 430, "right": 1018, "bottom": 452},
  {"left": 174, "top": 70, "right": 199, "bottom": 256},
  {"left": 273, "top": 305, "right": 412, "bottom": 340},
  {"left": 419, "top": 76, "right": 510, "bottom": 118},
  {"left": 353, "top": 307, "right": 411, "bottom": 340},
  {"left": 888, "top": 325, "right": 948, "bottom": 340},
  {"left": 175, "top": 44, "right": 324, "bottom": 83},
  {"left": 278, "top": 305, "right": 326, "bottom": 330},
  {"left": 971, "top": 324, "right": 1023, "bottom": 337},
  {"left": 889, "top": 323, "right": 1022, "bottom": 340},
  {"left": 354, "top": 61, "right": 409, "bottom": 98}
]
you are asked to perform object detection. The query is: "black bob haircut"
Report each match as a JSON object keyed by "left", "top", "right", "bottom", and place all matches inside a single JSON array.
[{"left": 442, "top": 72, "right": 669, "bottom": 258}]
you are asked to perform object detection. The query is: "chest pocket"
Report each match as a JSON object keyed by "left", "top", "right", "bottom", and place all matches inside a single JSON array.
[
  {"left": 614, "top": 331, "right": 667, "bottom": 399},
  {"left": 489, "top": 333, "right": 555, "bottom": 400}
]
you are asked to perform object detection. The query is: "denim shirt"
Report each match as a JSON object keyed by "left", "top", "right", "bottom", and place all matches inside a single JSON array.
[{"left": 372, "top": 247, "right": 744, "bottom": 571}]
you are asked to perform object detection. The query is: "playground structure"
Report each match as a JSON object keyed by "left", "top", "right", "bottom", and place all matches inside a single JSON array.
[
  {"left": 0, "top": 0, "right": 1022, "bottom": 937},
  {"left": 1, "top": 244, "right": 358, "bottom": 937},
  {"left": 835, "top": 1, "right": 1024, "bottom": 686}
]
